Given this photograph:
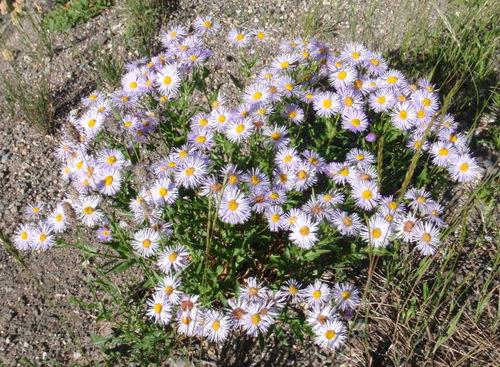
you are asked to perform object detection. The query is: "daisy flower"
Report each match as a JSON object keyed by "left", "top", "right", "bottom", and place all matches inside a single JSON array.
[
  {"left": 151, "top": 178, "right": 179, "bottom": 206},
  {"left": 368, "top": 88, "right": 395, "bottom": 113},
  {"left": 361, "top": 216, "right": 392, "bottom": 248},
  {"left": 404, "top": 188, "right": 432, "bottom": 213},
  {"left": 218, "top": 187, "right": 252, "bottom": 224},
  {"left": 45, "top": 203, "right": 67, "bottom": 234},
  {"left": 13, "top": 223, "right": 33, "bottom": 250},
  {"left": 243, "top": 83, "right": 271, "bottom": 105},
  {"left": 209, "top": 106, "right": 232, "bottom": 132},
  {"left": 341, "top": 109, "right": 370, "bottom": 133},
  {"left": 330, "top": 210, "right": 363, "bottom": 236},
  {"left": 364, "top": 51, "right": 388, "bottom": 76},
  {"left": 300, "top": 280, "right": 331, "bottom": 308},
  {"left": 293, "top": 162, "right": 318, "bottom": 192},
  {"left": 283, "top": 104, "right": 304, "bottom": 125},
  {"left": 156, "top": 63, "right": 181, "bottom": 97},
  {"left": 263, "top": 125, "right": 290, "bottom": 149},
  {"left": 241, "top": 302, "right": 274, "bottom": 337},
  {"left": 302, "top": 150, "right": 326, "bottom": 170},
  {"left": 352, "top": 180, "right": 380, "bottom": 211},
  {"left": 25, "top": 201, "right": 46, "bottom": 220},
  {"left": 96, "top": 168, "right": 122, "bottom": 196},
  {"left": 431, "top": 141, "right": 457, "bottom": 167},
  {"left": 340, "top": 42, "right": 369, "bottom": 66},
  {"left": 243, "top": 167, "right": 270, "bottom": 190},
  {"left": 227, "top": 298, "right": 248, "bottom": 328},
  {"left": 75, "top": 196, "right": 104, "bottom": 227},
  {"left": 332, "top": 283, "right": 360, "bottom": 311},
  {"left": 239, "top": 277, "right": 269, "bottom": 303},
  {"left": 157, "top": 244, "right": 190, "bottom": 273},
  {"left": 96, "top": 148, "right": 128, "bottom": 171},
  {"left": 227, "top": 28, "right": 251, "bottom": 48},
  {"left": 313, "top": 91, "right": 341, "bottom": 118},
  {"left": 448, "top": 154, "right": 479, "bottom": 182},
  {"left": 390, "top": 101, "right": 418, "bottom": 131},
  {"left": 175, "top": 156, "right": 208, "bottom": 189},
  {"left": 121, "top": 70, "right": 146, "bottom": 95},
  {"left": 329, "top": 65, "right": 357, "bottom": 89},
  {"left": 204, "top": 310, "right": 232, "bottom": 343},
  {"left": 324, "top": 162, "right": 355, "bottom": 185},
  {"left": 161, "top": 25, "right": 188, "bottom": 47},
  {"left": 314, "top": 320, "right": 347, "bottom": 351},
  {"left": 176, "top": 309, "right": 201, "bottom": 337},
  {"left": 155, "top": 275, "right": 183, "bottom": 305},
  {"left": 394, "top": 212, "right": 420, "bottom": 243},
  {"left": 306, "top": 304, "right": 339, "bottom": 331},
  {"left": 271, "top": 53, "right": 300, "bottom": 71},
  {"left": 266, "top": 186, "right": 287, "bottom": 205},
  {"left": 187, "top": 128, "right": 215, "bottom": 150},
  {"left": 146, "top": 293, "right": 173, "bottom": 325},
  {"left": 82, "top": 90, "right": 106, "bottom": 107},
  {"left": 265, "top": 205, "right": 285, "bottom": 232},
  {"left": 225, "top": 118, "right": 254, "bottom": 143},
  {"left": 424, "top": 201, "right": 445, "bottom": 228},
  {"left": 318, "top": 191, "right": 345, "bottom": 207},
  {"left": 273, "top": 167, "right": 296, "bottom": 192},
  {"left": 189, "top": 112, "right": 210, "bottom": 131},
  {"left": 31, "top": 223, "right": 55, "bottom": 251},
  {"left": 411, "top": 221, "right": 440, "bottom": 255},
  {"left": 277, "top": 279, "right": 303, "bottom": 301},
  {"left": 193, "top": 16, "right": 220, "bottom": 36},
  {"left": 346, "top": 148, "right": 375, "bottom": 167},
  {"left": 275, "top": 146, "right": 300, "bottom": 171},
  {"left": 337, "top": 87, "right": 364, "bottom": 113},
  {"left": 378, "top": 69, "right": 408, "bottom": 92},
  {"left": 96, "top": 225, "right": 112, "bottom": 242},
  {"left": 252, "top": 28, "right": 268, "bottom": 43},
  {"left": 132, "top": 228, "right": 161, "bottom": 258},
  {"left": 289, "top": 215, "right": 319, "bottom": 249}
]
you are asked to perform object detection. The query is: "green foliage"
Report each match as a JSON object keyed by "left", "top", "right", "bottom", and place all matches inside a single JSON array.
[{"left": 42, "top": 0, "right": 112, "bottom": 31}]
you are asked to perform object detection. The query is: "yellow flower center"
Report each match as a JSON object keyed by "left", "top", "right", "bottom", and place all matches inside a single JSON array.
[
  {"left": 212, "top": 320, "right": 221, "bottom": 330},
  {"left": 251, "top": 314, "right": 261, "bottom": 325},
  {"left": 142, "top": 239, "right": 151, "bottom": 248},
  {"left": 342, "top": 217, "right": 352, "bottom": 226},
  {"left": 251, "top": 176, "right": 260, "bottom": 185},
  {"left": 372, "top": 228, "right": 382, "bottom": 239},
  {"left": 421, "top": 233, "right": 431, "bottom": 243},
  {"left": 283, "top": 156, "right": 292, "bottom": 163},
  {"left": 338, "top": 71, "right": 347, "bottom": 80},
  {"left": 388, "top": 202, "right": 398, "bottom": 210},
  {"left": 459, "top": 163, "right": 469, "bottom": 172},
  {"left": 285, "top": 83, "right": 293, "bottom": 90},
  {"left": 377, "top": 96, "right": 386, "bottom": 104},
  {"left": 271, "top": 214, "right": 280, "bottom": 222},
  {"left": 438, "top": 148, "right": 449, "bottom": 156},
  {"left": 399, "top": 110, "right": 408, "bottom": 119},
  {"left": 203, "top": 21, "right": 212, "bottom": 28},
  {"left": 159, "top": 188, "right": 168, "bottom": 197},
  {"left": 179, "top": 151, "right": 188, "bottom": 158},
  {"left": 84, "top": 206, "right": 94, "bottom": 215},
  {"left": 422, "top": 98, "right": 431, "bottom": 107},
  {"left": 228, "top": 200, "right": 239, "bottom": 211},
  {"left": 351, "top": 52, "right": 360, "bottom": 59},
  {"left": 297, "top": 170, "right": 308, "bottom": 180},
  {"left": 89, "top": 94, "right": 98, "bottom": 100},
  {"left": 281, "top": 61, "right": 290, "bottom": 68},
  {"left": 229, "top": 175, "right": 238, "bottom": 184},
  {"left": 279, "top": 174, "right": 287, "bottom": 183},
  {"left": 196, "top": 136, "right": 206, "bottom": 143},
  {"left": 130, "top": 82, "right": 137, "bottom": 89},
  {"left": 370, "top": 59, "right": 379, "bottom": 66},
  {"left": 88, "top": 119, "right": 96, "bottom": 127},
  {"left": 417, "top": 196, "right": 426, "bottom": 204},
  {"left": 168, "top": 252, "right": 178, "bottom": 262},
  {"left": 417, "top": 110, "right": 426, "bottom": 118},
  {"left": 289, "top": 286, "right": 298, "bottom": 295},
  {"left": 269, "top": 192, "right": 279, "bottom": 199},
  {"left": 165, "top": 285, "right": 173, "bottom": 295},
  {"left": 104, "top": 176, "right": 113, "bottom": 186},
  {"left": 340, "top": 168, "right": 349, "bottom": 176},
  {"left": 322, "top": 99, "right": 332, "bottom": 108},
  {"left": 342, "top": 291, "right": 350, "bottom": 299},
  {"left": 185, "top": 167, "right": 195, "bottom": 176},
  {"left": 344, "top": 97, "right": 354, "bottom": 106},
  {"left": 163, "top": 76, "right": 172, "bottom": 85},
  {"left": 236, "top": 124, "right": 245, "bottom": 133},
  {"left": 324, "top": 330, "right": 336, "bottom": 339},
  {"left": 21, "top": 232, "right": 28, "bottom": 240},
  {"left": 39, "top": 234, "right": 47, "bottom": 242},
  {"left": 356, "top": 154, "right": 364, "bottom": 161},
  {"left": 351, "top": 118, "right": 361, "bottom": 127},
  {"left": 271, "top": 132, "right": 281, "bottom": 140},
  {"left": 299, "top": 226, "right": 310, "bottom": 236},
  {"left": 312, "top": 290, "right": 322, "bottom": 299},
  {"left": 387, "top": 76, "right": 398, "bottom": 84},
  {"left": 218, "top": 115, "right": 226, "bottom": 123},
  {"left": 256, "top": 32, "right": 265, "bottom": 39},
  {"left": 236, "top": 34, "right": 244, "bottom": 41},
  {"left": 362, "top": 190, "right": 373, "bottom": 200},
  {"left": 289, "top": 111, "right": 297, "bottom": 118}
]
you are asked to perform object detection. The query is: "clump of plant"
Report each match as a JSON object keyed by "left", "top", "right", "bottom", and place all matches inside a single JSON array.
[
  {"left": 9, "top": 16, "right": 482, "bottom": 362},
  {"left": 41, "top": 0, "right": 111, "bottom": 31}
]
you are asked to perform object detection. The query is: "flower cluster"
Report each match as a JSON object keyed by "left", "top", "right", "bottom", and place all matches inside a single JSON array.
[
  {"left": 146, "top": 275, "right": 359, "bottom": 350},
  {"left": 11, "top": 15, "right": 481, "bottom": 353}
]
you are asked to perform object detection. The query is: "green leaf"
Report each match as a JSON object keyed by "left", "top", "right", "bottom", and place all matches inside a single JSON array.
[{"left": 109, "top": 259, "right": 136, "bottom": 273}]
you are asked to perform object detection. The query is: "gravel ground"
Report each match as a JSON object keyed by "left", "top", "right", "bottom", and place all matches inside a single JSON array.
[{"left": 0, "top": 0, "right": 497, "bottom": 366}]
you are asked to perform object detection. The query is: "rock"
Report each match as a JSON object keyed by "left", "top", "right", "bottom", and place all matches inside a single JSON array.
[{"left": 1, "top": 153, "right": 11, "bottom": 163}]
